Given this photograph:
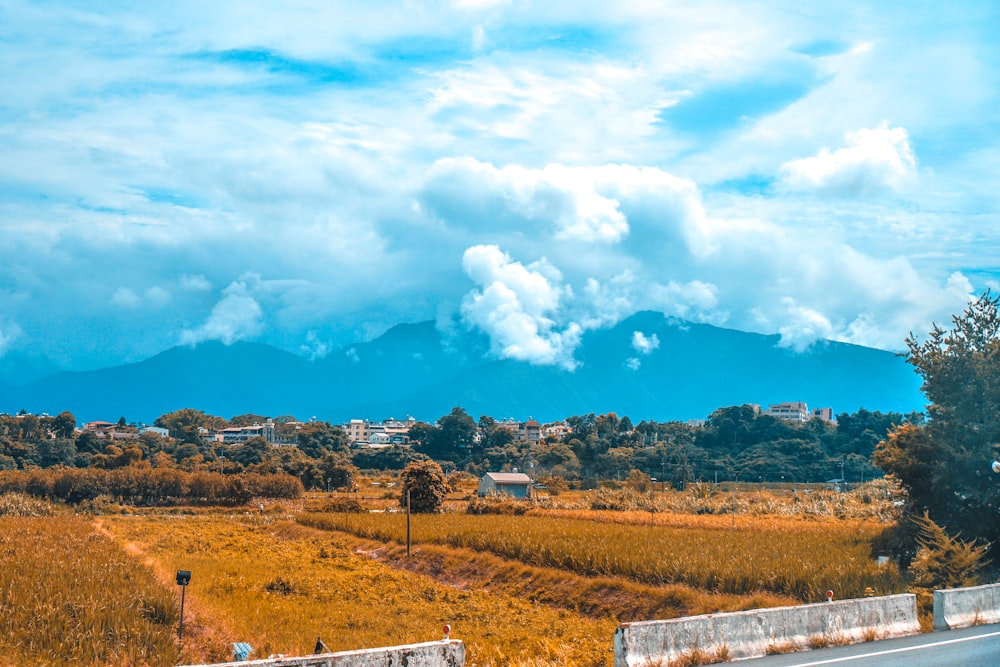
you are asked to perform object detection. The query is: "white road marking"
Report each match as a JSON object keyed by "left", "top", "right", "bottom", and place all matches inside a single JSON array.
[{"left": 780, "top": 629, "right": 1000, "bottom": 666}]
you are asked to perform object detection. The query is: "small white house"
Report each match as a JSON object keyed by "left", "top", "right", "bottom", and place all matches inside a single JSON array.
[{"left": 478, "top": 472, "right": 533, "bottom": 498}]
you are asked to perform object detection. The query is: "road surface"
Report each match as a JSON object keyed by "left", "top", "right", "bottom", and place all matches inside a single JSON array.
[{"left": 735, "top": 624, "right": 1000, "bottom": 667}]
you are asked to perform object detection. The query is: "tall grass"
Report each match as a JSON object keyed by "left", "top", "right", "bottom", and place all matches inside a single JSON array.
[
  {"left": 0, "top": 515, "right": 181, "bottom": 666},
  {"left": 298, "top": 511, "right": 904, "bottom": 602},
  {"left": 103, "top": 515, "right": 613, "bottom": 667}
]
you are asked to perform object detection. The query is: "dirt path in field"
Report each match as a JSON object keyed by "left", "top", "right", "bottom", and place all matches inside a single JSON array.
[
  {"left": 91, "top": 518, "right": 239, "bottom": 666},
  {"left": 273, "top": 521, "right": 797, "bottom": 623}
]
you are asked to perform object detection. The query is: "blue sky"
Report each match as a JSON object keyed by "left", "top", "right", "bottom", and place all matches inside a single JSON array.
[{"left": 1, "top": 1, "right": 998, "bottom": 372}]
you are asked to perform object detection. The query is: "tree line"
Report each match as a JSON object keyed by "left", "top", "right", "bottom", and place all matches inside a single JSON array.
[
  {"left": 406, "top": 405, "right": 918, "bottom": 488},
  {"left": 0, "top": 401, "right": 916, "bottom": 493}
]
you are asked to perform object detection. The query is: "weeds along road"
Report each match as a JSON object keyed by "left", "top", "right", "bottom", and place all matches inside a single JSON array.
[{"left": 735, "top": 624, "right": 1000, "bottom": 667}]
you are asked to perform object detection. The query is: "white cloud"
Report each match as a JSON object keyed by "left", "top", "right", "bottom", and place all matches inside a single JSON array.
[
  {"left": 179, "top": 279, "right": 264, "bottom": 346},
  {"left": 461, "top": 244, "right": 582, "bottom": 369},
  {"left": 422, "top": 158, "right": 713, "bottom": 254},
  {"left": 625, "top": 357, "right": 642, "bottom": 371},
  {"left": 111, "top": 287, "right": 141, "bottom": 308},
  {"left": 632, "top": 331, "right": 660, "bottom": 355},
  {"left": 180, "top": 274, "right": 212, "bottom": 292},
  {"left": 299, "top": 331, "right": 330, "bottom": 360},
  {"left": 649, "top": 280, "right": 722, "bottom": 322},
  {"left": 111, "top": 286, "right": 170, "bottom": 309},
  {"left": 775, "top": 299, "right": 836, "bottom": 351},
  {"left": 778, "top": 123, "right": 917, "bottom": 196}
]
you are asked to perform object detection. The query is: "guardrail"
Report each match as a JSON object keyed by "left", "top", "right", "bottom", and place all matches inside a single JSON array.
[
  {"left": 934, "top": 582, "right": 1000, "bottom": 630},
  {"left": 614, "top": 594, "right": 920, "bottom": 666},
  {"left": 177, "top": 639, "right": 465, "bottom": 667}
]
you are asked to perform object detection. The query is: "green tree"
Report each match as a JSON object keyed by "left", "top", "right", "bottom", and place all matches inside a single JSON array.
[
  {"left": 876, "top": 292, "right": 1000, "bottom": 548},
  {"left": 399, "top": 459, "right": 448, "bottom": 513},
  {"left": 478, "top": 415, "right": 514, "bottom": 455},
  {"left": 229, "top": 414, "right": 269, "bottom": 427},
  {"left": 227, "top": 436, "right": 271, "bottom": 466},
  {"left": 318, "top": 452, "right": 358, "bottom": 490},
  {"left": 155, "top": 408, "right": 215, "bottom": 444},
  {"left": 295, "top": 421, "right": 349, "bottom": 459},
  {"left": 50, "top": 411, "right": 77, "bottom": 439},
  {"left": 412, "top": 408, "right": 476, "bottom": 461}
]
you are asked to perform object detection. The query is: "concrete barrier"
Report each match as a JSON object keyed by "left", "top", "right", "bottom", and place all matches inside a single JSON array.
[
  {"left": 614, "top": 594, "right": 919, "bottom": 666},
  {"left": 177, "top": 639, "right": 465, "bottom": 667},
  {"left": 934, "top": 582, "right": 1000, "bottom": 630}
]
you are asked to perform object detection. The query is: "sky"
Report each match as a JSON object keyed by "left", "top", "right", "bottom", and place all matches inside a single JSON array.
[{"left": 1, "top": 1, "right": 998, "bottom": 372}]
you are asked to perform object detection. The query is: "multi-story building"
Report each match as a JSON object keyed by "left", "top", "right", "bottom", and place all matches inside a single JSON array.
[
  {"left": 763, "top": 402, "right": 834, "bottom": 423},
  {"left": 214, "top": 419, "right": 276, "bottom": 444},
  {"left": 345, "top": 417, "right": 415, "bottom": 447}
]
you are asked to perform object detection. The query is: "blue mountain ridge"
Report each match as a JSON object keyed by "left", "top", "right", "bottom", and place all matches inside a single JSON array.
[{"left": 0, "top": 312, "right": 926, "bottom": 424}]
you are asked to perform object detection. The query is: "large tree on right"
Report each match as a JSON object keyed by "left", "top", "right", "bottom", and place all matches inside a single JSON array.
[{"left": 875, "top": 291, "right": 1000, "bottom": 549}]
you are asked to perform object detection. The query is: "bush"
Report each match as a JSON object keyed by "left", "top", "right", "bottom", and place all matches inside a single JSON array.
[
  {"left": 324, "top": 497, "right": 364, "bottom": 513},
  {"left": 467, "top": 494, "right": 529, "bottom": 515},
  {"left": 908, "top": 512, "right": 989, "bottom": 590},
  {"left": 0, "top": 492, "right": 55, "bottom": 517},
  {"left": 400, "top": 460, "right": 448, "bottom": 513}
]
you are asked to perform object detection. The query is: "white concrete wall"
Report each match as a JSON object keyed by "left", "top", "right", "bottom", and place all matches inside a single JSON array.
[
  {"left": 178, "top": 640, "right": 465, "bottom": 667},
  {"left": 934, "top": 582, "right": 1000, "bottom": 630},
  {"left": 614, "top": 594, "right": 919, "bottom": 666}
]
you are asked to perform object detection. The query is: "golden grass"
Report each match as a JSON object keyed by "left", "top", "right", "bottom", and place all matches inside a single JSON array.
[
  {"left": 102, "top": 514, "right": 614, "bottom": 667},
  {"left": 298, "top": 511, "right": 905, "bottom": 602},
  {"left": 0, "top": 516, "right": 181, "bottom": 667},
  {"left": 334, "top": 532, "right": 799, "bottom": 622}
]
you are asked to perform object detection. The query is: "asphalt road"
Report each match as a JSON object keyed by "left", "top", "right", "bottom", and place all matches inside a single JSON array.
[{"left": 735, "top": 624, "right": 1000, "bottom": 667}]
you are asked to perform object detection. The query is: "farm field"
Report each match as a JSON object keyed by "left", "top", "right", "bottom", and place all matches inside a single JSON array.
[
  {"left": 298, "top": 510, "right": 904, "bottom": 603},
  {"left": 0, "top": 510, "right": 181, "bottom": 666},
  {"left": 101, "top": 512, "right": 614, "bottom": 666},
  {"left": 1, "top": 482, "right": 909, "bottom": 667}
]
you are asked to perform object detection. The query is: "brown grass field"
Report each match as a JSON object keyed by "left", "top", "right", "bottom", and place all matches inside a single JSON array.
[{"left": 0, "top": 481, "right": 910, "bottom": 667}]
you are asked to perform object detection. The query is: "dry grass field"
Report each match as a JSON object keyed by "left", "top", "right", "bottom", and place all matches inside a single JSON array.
[
  {"left": 0, "top": 481, "right": 910, "bottom": 667},
  {"left": 0, "top": 511, "right": 181, "bottom": 666},
  {"left": 101, "top": 512, "right": 613, "bottom": 667}
]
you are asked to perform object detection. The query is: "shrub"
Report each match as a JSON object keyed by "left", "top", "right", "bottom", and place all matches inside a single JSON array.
[
  {"left": 467, "top": 494, "right": 529, "bottom": 515},
  {"left": 400, "top": 460, "right": 448, "bottom": 513},
  {"left": 0, "top": 492, "right": 55, "bottom": 517},
  {"left": 908, "top": 512, "right": 990, "bottom": 589},
  {"left": 324, "top": 497, "right": 364, "bottom": 513}
]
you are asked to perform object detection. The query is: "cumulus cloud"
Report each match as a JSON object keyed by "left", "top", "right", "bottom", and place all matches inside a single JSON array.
[
  {"left": 778, "top": 123, "right": 917, "bottom": 196},
  {"left": 461, "top": 244, "right": 582, "bottom": 369},
  {"left": 422, "top": 159, "right": 715, "bottom": 253},
  {"left": 632, "top": 331, "right": 660, "bottom": 355},
  {"left": 625, "top": 357, "right": 642, "bottom": 371},
  {"left": 424, "top": 158, "right": 629, "bottom": 243},
  {"left": 775, "top": 299, "right": 836, "bottom": 351},
  {"left": 179, "top": 279, "right": 264, "bottom": 346},
  {"left": 299, "top": 331, "right": 330, "bottom": 360}
]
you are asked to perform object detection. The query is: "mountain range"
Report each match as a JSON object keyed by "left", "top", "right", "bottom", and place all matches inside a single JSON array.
[{"left": 0, "top": 312, "right": 926, "bottom": 425}]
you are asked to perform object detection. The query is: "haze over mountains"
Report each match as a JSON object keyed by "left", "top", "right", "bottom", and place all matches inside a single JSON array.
[{"left": 0, "top": 312, "right": 925, "bottom": 424}]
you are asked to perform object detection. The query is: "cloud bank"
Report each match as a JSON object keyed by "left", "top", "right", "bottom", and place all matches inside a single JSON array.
[{"left": 0, "top": 2, "right": 996, "bottom": 376}]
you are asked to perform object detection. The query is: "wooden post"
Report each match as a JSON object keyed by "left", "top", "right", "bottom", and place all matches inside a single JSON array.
[{"left": 406, "top": 488, "right": 411, "bottom": 557}]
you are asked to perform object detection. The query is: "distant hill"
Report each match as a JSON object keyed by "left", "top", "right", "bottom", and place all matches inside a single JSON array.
[
  {"left": 0, "top": 351, "right": 61, "bottom": 387},
  {"left": 0, "top": 313, "right": 925, "bottom": 424}
]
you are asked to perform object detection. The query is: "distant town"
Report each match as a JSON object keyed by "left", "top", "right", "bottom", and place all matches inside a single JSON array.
[{"left": 77, "top": 400, "right": 836, "bottom": 449}]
